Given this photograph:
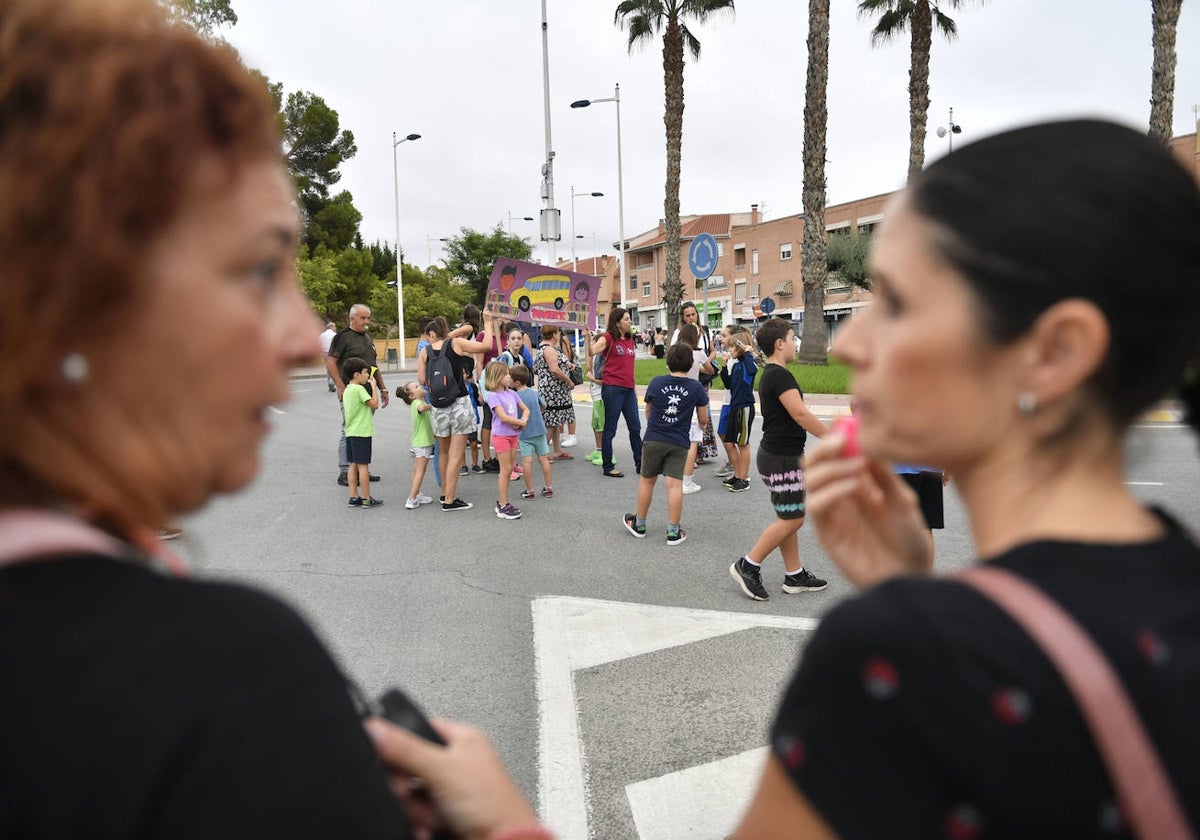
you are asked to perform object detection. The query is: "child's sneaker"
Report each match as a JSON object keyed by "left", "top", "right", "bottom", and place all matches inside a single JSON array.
[
  {"left": 471, "top": 464, "right": 485, "bottom": 474},
  {"left": 541, "top": 487, "right": 554, "bottom": 498},
  {"left": 348, "top": 497, "right": 363, "bottom": 508},
  {"left": 459, "top": 465, "right": 470, "bottom": 477},
  {"left": 713, "top": 462, "right": 734, "bottom": 478},
  {"left": 730, "top": 558, "right": 769, "bottom": 601},
  {"left": 404, "top": 497, "right": 420, "bottom": 510},
  {"left": 520, "top": 489, "right": 536, "bottom": 500},
  {"left": 561, "top": 434, "right": 577, "bottom": 448},
  {"left": 414, "top": 494, "right": 434, "bottom": 505},
  {"left": 666, "top": 528, "right": 687, "bottom": 546},
  {"left": 513, "top": 464, "right": 524, "bottom": 475},
  {"left": 586, "top": 450, "right": 602, "bottom": 465},
  {"left": 726, "top": 478, "right": 751, "bottom": 493},
  {"left": 360, "top": 497, "right": 385, "bottom": 509},
  {"left": 622, "top": 513, "right": 646, "bottom": 539},
  {"left": 722, "top": 474, "right": 738, "bottom": 486},
  {"left": 442, "top": 498, "right": 472, "bottom": 511},
  {"left": 496, "top": 502, "right": 522, "bottom": 520},
  {"left": 782, "top": 568, "right": 828, "bottom": 593},
  {"left": 682, "top": 481, "right": 702, "bottom": 495}
]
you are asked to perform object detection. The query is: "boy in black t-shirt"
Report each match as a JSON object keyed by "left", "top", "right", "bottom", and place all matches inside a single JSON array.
[
  {"left": 623, "top": 344, "right": 709, "bottom": 546},
  {"left": 730, "top": 319, "right": 830, "bottom": 600}
]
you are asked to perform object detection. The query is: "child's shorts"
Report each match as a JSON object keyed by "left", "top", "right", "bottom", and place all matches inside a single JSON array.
[
  {"left": 641, "top": 439, "right": 688, "bottom": 480},
  {"left": 467, "top": 430, "right": 479, "bottom": 443},
  {"left": 590, "top": 385, "right": 605, "bottom": 432},
  {"left": 346, "top": 436, "right": 373, "bottom": 465},
  {"left": 412, "top": 444, "right": 434, "bottom": 459},
  {"left": 726, "top": 405, "right": 755, "bottom": 447},
  {"left": 519, "top": 434, "right": 550, "bottom": 458},
  {"left": 481, "top": 401, "right": 493, "bottom": 431},
  {"left": 716, "top": 404, "right": 731, "bottom": 439},
  {"left": 492, "top": 434, "right": 520, "bottom": 454},
  {"left": 757, "top": 447, "right": 805, "bottom": 520}
]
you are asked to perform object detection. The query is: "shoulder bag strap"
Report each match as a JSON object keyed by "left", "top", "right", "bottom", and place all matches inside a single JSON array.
[{"left": 958, "top": 565, "right": 1194, "bottom": 840}]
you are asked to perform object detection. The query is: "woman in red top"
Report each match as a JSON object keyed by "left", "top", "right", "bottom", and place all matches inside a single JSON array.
[{"left": 585, "top": 307, "right": 641, "bottom": 477}]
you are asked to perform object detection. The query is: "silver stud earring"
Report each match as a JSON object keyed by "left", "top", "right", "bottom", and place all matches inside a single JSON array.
[
  {"left": 1017, "top": 391, "right": 1037, "bottom": 415},
  {"left": 61, "top": 353, "right": 89, "bottom": 383}
]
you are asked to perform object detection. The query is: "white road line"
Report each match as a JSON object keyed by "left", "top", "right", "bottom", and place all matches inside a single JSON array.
[
  {"left": 626, "top": 747, "right": 768, "bottom": 840},
  {"left": 268, "top": 406, "right": 286, "bottom": 415},
  {"left": 533, "top": 596, "right": 818, "bottom": 839},
  {"left": 1125, "top": 481, "right": 1165, "bottom": 486}
]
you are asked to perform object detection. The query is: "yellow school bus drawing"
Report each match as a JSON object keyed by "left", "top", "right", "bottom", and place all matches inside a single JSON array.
[{"left": 511, "top": 275, "right": 570, "bottom": 312}]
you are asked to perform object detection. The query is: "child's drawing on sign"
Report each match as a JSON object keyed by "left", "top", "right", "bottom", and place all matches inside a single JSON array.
[{"left": 484, "top": 258, "right": 600, "bottom": 330}]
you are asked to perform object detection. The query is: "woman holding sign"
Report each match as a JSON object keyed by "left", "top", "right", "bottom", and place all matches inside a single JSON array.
[{"left": 586, "top": 307, "right": 642, "bottom": 477}]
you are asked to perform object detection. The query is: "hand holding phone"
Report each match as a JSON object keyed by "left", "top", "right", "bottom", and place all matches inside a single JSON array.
[{"left": 377, "top": 688, "right": 447, "bottom": 746}]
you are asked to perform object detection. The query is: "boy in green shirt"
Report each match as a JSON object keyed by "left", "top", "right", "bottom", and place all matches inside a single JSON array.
[
  {"left": 341, "top": 357, "right": 382, "bottom": 508},
  {"left": 397, "top": 381, "right": 436, "bottom": 510}
]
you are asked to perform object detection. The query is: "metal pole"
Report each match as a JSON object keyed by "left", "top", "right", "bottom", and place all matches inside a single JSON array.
[
  {"left": 570, "top": 185, "right": 577, "bottom": 272},
  {"left": 614, "top": 83, "right": 627, "bottom": 311},
  {"left": 392, "top": 132, "right": 405, "bottom": 372},
  {"left": 540, "top": 0, "right": 557, "bottom": 265},
  {"left": 948, "top": 107, "right": 955, "bottom": 152}
]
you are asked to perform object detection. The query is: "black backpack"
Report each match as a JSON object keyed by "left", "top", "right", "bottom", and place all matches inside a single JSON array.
[{"left": 427, "top": 341, "right": 459, "bottom": 408}]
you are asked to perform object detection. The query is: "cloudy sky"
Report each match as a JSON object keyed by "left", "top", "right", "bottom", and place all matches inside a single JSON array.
[{"left": 226, "top": 1, "right": 1200, "bottom": 269}]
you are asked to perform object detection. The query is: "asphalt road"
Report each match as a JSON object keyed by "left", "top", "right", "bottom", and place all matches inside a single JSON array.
[{"left": 174, "top": 377, "right": 1200, "bottom": 839}]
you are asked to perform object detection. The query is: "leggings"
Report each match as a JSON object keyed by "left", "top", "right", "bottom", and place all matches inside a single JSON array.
[{"left": 601, "top": 384, "right": 642, "bottom": 473}]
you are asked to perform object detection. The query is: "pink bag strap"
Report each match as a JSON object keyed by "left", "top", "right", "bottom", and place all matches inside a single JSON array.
[
  {"left": 958, "top": 565, "right": 1194, "bottom": 840},
  {"left": 0, "top": 508, "right": 187, "bottom": 576}
]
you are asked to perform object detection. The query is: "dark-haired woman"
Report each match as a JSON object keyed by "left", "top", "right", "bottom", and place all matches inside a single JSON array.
[
  {"left": 586, "top": 308, "right": 642, "bottom": 477},
  {"left": 368, "top": 120, "right": 1200, "bottom": 839}
]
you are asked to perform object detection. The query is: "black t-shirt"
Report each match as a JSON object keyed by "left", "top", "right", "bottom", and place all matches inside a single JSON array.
[
  {"left": 771, "top": 515, "right": 1200, "bottom": 839},
  {"left": 0, "top": 555, "right": 412, "bottom": 839},
  {"left": 758, "top": 363, "right": 807, "bottom": 455},
  {"left": 329, "top": 328, "right": 377, "bottom": 368}
]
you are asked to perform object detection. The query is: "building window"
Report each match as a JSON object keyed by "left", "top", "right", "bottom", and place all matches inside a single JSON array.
[
  {"left": 751, "top": 249, "right": 759, "bottom": 275},
  {"left": 734, "top": 281, "right": 746, "bottom": 304},
  {"left": 717, "top": 243, "right": 724, "bottom": 257},
  {"left": 629, "top": 273, "right": 638, "bottom": 291},
  {"left": 642, "top": 282, "right": 651, "bottom": 298},
  {"left": 780, "top": 243, "right": 792, "bottom": 260},
  {"left": 734, "top": 246, "right": 746, "bottom": 271},
  {"left": 749, "top": 283, "right": 760, "bottom": 298}
]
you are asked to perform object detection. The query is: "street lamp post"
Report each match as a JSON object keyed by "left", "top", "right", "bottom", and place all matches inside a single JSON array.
[
  {"left": 392, "top": 131, "right": 421, "bottom": 371},
  {"left": 426, "top": 236, "right": 447, "bottom": 266},
  {"left": 935, "top": 106, "right": 962, "bottom": 153},
  {"left": 507, "top": 212, "right": 534, "bottom": 234},
  {"left": 571, "top": 83, "right": 627, "bottom": 309},
  {"left": 569, "top": 187, "right": 603, "bottom": 272}
]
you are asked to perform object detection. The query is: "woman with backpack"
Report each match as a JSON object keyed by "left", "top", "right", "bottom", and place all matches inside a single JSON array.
[{"left": 417, "top": 314, "right": 496, "bottom": 512}]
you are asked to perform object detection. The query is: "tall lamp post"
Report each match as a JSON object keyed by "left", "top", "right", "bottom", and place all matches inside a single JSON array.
[
  {"left": 426, "top": 236, "right": 447, "bottom": 266},
  {"left": 569, "top": 187, "right": 603, "bottom": 272},
  {"left": 571, "top": 84, "right": 627, "bottom": 309},
  {"left": 392, "top": 131, "right": 421, "bottom": 371},
  {"left": 935, "top": 107, "right": 962, "bottom": 153},
  {"left": 507, "top": 212, "right": 534, "bottom": 234}
]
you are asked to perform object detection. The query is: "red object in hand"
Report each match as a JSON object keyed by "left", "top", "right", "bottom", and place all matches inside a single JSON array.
[{"left": 831, "top": 415, "right": 861, "bottom": 457}]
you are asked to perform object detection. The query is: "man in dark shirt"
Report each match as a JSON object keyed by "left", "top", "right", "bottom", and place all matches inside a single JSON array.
[{"left": 327, "top": 304, "right": 388, "bottom": 486}]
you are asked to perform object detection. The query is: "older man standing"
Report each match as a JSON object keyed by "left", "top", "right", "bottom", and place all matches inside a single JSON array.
[{"left": 327, "top": 304, "right": 388, "bottom": 486}]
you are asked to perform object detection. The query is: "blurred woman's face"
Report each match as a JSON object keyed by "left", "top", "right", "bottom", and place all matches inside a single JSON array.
[
  {"left": 832, "top": 197, "right": 1023, "bottom": 471},
  {"left": 114, "top": 159, "right": 317, "bottom": 509},
  {"left": 619, "top": 312, "right": 632, "bottom": 333},
  {"left": 682, "top": 306, "right": 698, "bottom": 324}
]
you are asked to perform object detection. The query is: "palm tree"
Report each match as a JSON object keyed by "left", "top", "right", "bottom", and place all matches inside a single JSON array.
[
  {"left": 799, "top": 0, "right": 831, "bottom": 365},
  {"left": 858, "top": 0, "right": 981, "bottom": 182},
  {"left": 614, "top": 0, "right": 734, "bottom": 332},
  {"left": 1148, "top": 0, "right": 1184, "bottom": 144}
]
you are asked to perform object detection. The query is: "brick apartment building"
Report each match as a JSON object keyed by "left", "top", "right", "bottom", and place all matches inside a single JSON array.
[{"left": 568, "top": 127, "right": 1199, "bottom": 346}]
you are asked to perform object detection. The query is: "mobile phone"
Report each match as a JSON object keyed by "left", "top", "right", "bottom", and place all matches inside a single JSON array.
[
  {"left": 377, "top": 688, "right": 447, "bottom": 746},
  {"left": 830, "top": 415, "right": 861, "bottom": 457}
]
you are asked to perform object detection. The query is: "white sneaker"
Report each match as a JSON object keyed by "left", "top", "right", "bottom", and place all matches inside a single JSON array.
[
  {"left": 404, "top": 497, "right": 420, "bottom": 510},
  {"left": 561, "top": 434, "right": 577, "bottom": 448},
  {"left": 414, "top": 494, "right": 434, "bottom": 505},
  {"left": 682, "top": 481, "right": 702, "bottom": 495}
]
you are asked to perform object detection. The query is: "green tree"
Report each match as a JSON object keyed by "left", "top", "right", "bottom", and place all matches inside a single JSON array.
[
  {"left": 825, "top": 231, "right": 873, "bottom": 290},
  {"left": 858, "top": 0, "right": 983, "bottom": 183},
  {"left": 1149, "top": 0, "right": 1184, "bottom": 144},
  {"left": 800, "top": 0, "right": 831, "bottom": 364},
  {"left": 390, "top": 264, "right": 474, "bottom": 338},
  {"left": 614, "top": 0, "right": 735, "bottom": 333},
  {"left": 441, "top": 226, "right": 534, "bottom": 305},
  {"left": 297, "top": 245, "right": 383, "bottom": 324},
  {"left": 307, "top": 190, "right": 363, "bottom": 252},
  {"left": 161, "top": 0, "right": 236, "bottom": 36}
]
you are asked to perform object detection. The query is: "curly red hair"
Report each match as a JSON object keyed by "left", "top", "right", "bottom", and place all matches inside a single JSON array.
[{"left": 0, "top": 0, "right": 282, "bottom": 506}]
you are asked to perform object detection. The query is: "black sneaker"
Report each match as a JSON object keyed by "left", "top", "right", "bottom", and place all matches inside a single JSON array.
[
  {"left": 482, "top": 459, "right": 501, "bottom": 473},
  {"left": 622, "top": 513, "right": 646, "bottom": 539},
  {"left": 666, "top": 529, "right": 687, "bottom": 546},
  {"left": 471, "top": 465, "right": 485, "bottom": 474},
  {"left": 459, "top": 465, "right": 469, "bottom": 477},
  {"left": 721, "top": 474, "right": 737, "bottom": 486},
  {"left": 782, "top": 568, "right": 828, "bottom": 593},
  {"left": 726, "top": 478, "right": 750, "bottom": 493},
  {"left": 347, "top": 497, "right": 362, "bottom": 507},
  {"left": 361, "top": 497, "right": 385, "bottom": 509},
  {"left": 369, "top": 474, "right": 381, "bottom": 483},
  {"left": 337, "top": 473, "right": 349, "bottom": 487},
  {"left": 442, "top": 498, "right": 473, "bottom": 512},
  {"left": 730, "top": 558, "right": 769, "bottom": 601}
]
